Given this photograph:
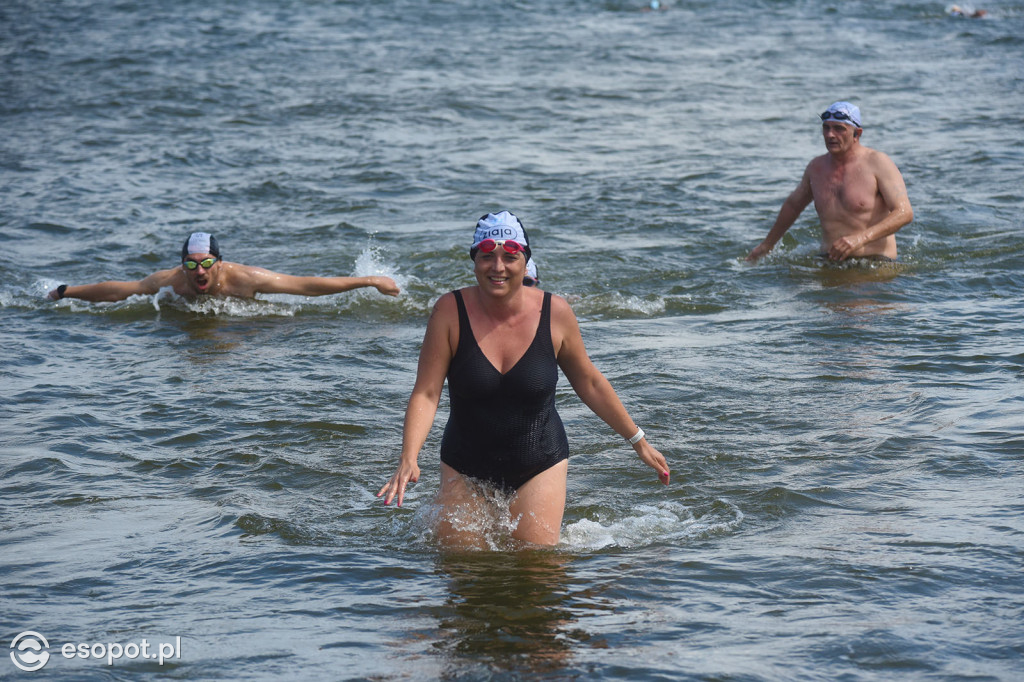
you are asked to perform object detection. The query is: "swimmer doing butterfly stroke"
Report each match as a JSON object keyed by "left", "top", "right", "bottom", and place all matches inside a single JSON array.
[
  {"left": 47, "top": 232, "right": 399, "bottom": 302},
  {"left": 378, "top": 211, "right": 670, "bottom": 547}
]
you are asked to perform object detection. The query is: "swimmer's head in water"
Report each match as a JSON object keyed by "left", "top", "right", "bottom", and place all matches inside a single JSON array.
[
  {"left": 470, "top": 211, "right": 531, "bottom": 261},
  {"left": 181, "top": 232, "right": 221, "bottom": 261},
  {"left": 820, "top": 101, "right": 862, "bottom": 129}
]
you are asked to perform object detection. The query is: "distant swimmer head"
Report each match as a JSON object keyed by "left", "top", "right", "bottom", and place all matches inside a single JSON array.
[
  {"left": 948, "top": 5, "right": 988, "bottom": 17},
  {"left": 650, "top": 0, "right": 660, "bottom": 9},
  {"left": 470, "top": 211, "right": 531, "bottom": 261},
  {"left": 820, "top": 101, "right": 862, "bottom": 128},
  {"left": 524, "top": 258, "right": 539, "bottom": 287},
  {"left": 182, "top": 232, "right": 221, "bottom": 260}
]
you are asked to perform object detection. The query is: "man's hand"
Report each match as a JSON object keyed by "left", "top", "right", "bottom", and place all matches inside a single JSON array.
[
  {"left": 826, "top": 234, "right": 864, "bottom": 261},
  {"left": 746, "top": 242, "right": 772, "bottom": 262}
]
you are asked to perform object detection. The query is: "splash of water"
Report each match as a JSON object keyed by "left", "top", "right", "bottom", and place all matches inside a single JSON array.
[{"left": 561, "top": 500, "right": 744, "bottom": 551}]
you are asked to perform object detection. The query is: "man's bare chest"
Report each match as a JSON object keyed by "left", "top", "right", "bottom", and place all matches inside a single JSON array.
[{"left": 811, "top": 167, "right": 879, "bottom": 216}]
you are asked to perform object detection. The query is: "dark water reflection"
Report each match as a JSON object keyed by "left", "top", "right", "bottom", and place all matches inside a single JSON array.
[{"left": 433, "top": 551, "right": 583, "bottom": 678}]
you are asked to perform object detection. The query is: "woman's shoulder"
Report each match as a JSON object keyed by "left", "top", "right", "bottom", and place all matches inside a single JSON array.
[
  {"left": 430, "top": 289, "right": 465, "bottom": 319},
  {"left": 546, "top": 291, "right": 580, "bottom": 328},
  {"left": 432, "top": 289, "right": 455, "bottom": 306},
  {"left": 546, "top": 290, "right": 573, "bottom": 312}
]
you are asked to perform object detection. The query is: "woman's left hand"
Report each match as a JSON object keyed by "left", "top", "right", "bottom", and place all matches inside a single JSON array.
[{"left": 635, "top": 441, "right": 670, "bottom": 485}]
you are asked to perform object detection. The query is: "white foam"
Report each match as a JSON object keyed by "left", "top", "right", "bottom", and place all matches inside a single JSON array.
[
  {"left": 408, "top": 487, "right": 522, "bottom": 552},
  {"left": 561, "top": 499, "right": 744, "bottom": 551},
  {"left": 403, "top": 490, "right": 744, "bottom": 553},
  {"left": 353, "top": 239, "right": 408, "bottom": 292},
  {"left": 183, "top": 296, "right": 297, "bottom": 317},
  {"left": 573, "top": 291, "right": 667, "bottom": 317}
]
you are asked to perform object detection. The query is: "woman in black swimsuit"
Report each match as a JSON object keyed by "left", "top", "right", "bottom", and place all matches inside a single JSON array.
[{"left": 379, "top": 211, "right": 670, "bottom": 547}]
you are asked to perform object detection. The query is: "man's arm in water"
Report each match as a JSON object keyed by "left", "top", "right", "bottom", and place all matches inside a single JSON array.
[{"left": 747, "top": 165, "right": 814, "bottom": 262}]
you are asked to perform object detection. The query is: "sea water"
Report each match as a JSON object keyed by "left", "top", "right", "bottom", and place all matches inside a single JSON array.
[{"left": 2, "top": 0, "right": 1022, "bottom": 679}]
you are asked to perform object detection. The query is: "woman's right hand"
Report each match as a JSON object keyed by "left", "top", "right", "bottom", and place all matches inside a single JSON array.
[
  {"left": 377, "top": 293, "right": 454, "bottom": 508},
  {"left": 377, "top": 458, "right": 421, "bottom": 507}
]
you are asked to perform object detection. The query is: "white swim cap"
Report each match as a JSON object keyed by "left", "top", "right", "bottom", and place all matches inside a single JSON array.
[
  {"left": 524, "top": 258, "right": 539, "bottom": 286},
  {"left": 471, "top": 211, "right": 532, "bottom": 259},
  {"left": 820, "top": 101, "right": 862, "bottom": 128}
]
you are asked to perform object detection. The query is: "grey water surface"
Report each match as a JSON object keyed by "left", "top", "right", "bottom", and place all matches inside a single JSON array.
[{"left": 2, "top": 0, "right": 1022, "bottom": 679}]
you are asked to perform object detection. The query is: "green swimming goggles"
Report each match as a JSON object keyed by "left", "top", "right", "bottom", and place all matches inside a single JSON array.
[{"left": 183, "top": 257, "right": 218, "bottom": 270}]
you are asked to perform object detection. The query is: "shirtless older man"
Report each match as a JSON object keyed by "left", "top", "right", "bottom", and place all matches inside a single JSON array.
[
  {"left": 747, "top": 101, "right": 913, "bottom": 263},
  {"left": 48, "top": 232, "right": 400, "bottom": 302}
]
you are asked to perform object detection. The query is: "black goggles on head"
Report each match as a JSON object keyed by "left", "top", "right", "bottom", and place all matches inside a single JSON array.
[{"left": 820, "top": 110, "right": 860, "bottom": 126}]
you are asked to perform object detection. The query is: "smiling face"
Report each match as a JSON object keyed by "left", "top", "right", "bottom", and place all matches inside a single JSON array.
[
  {"left": 822, "top": 121, "right": 861, "bottom": 155},
  {"left": 181, "top": 253, "right": 221, "bottom": 295},
  {"left": 473, "top": 246, "right": 527, "bottom": 294}
]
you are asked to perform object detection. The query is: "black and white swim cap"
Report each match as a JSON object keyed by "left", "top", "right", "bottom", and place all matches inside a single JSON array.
[{"left": 181, "top": 232, "right": 221, "bottom": 260}]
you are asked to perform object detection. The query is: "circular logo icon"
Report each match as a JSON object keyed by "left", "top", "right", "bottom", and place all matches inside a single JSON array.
[{"left": 10, "top": 631, "right": 50, "bottom": 672}]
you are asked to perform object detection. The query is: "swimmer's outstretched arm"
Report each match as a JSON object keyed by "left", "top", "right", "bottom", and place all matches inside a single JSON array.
[
  {"left": 378, "top": 294, "right": 456, "bottom": 506},
  {"left": 552, "top": 296, "right": 670, "bottom": 485},
  {"left": 240, "top": 266, "right": 399, "bottom": 297},
  {"left": 47, "top": 269, "right": 176, "bottom": 302}
]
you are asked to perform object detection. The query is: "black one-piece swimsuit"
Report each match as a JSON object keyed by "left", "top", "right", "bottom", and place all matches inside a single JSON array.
[{"left": 440, "top": 289, "right": 570, "bottom": 494}]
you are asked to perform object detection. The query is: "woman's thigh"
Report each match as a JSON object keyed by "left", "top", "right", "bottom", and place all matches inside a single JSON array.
[
  {"left": 435, "top": 463, "right": 500, "bottom": 550},
  {"left": 509, "top": 459, "right": 568, "bottom": 546}
]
